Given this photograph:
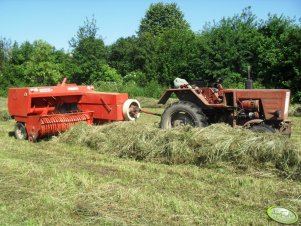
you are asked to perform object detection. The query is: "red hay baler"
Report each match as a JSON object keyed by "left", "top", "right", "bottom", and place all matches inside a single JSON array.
[{"left": 8, "top": 78, "right": 140, "bottom": 141}]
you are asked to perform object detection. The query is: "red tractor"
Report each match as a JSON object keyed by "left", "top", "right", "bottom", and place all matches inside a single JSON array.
[{"left": 158, "top": 77, "right": 291, "bottom": 135}]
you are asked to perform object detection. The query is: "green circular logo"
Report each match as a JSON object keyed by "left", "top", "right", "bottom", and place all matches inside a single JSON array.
[{"left": 267, "top": 207, "right": 298, "bottom": 224}]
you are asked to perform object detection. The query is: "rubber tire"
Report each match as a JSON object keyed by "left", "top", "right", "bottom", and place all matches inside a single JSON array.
[
  {"left": 160, "top": 101, "right": 208, "bottom": 129},
  {"left": 249, "top": 124, "right": 276, "bottom": 133},
  {"left": 15, "top": 122, "right": 28, "bottom": 140}
]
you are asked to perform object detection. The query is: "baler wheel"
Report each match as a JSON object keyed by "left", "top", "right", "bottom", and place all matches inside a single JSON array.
[
  {"left": 15, "top": 122, "right": 28, "bottom": 140},
  {"left": 160, "top": 101, "right": 208, "bottom": 129},
  {"left": 250, "top": 124, "right": 275, "bottom": 133}
]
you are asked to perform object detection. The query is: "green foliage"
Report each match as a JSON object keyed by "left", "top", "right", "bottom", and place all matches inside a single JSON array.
[
  {"left": 136, "top": 32, "right": 161, "bottom": 81},
  {"left": 69, "top": 16, "right": 99, "bottom": 48},
  {"left": 123, "top": 71, "right": 147, "bottom": 86},
  {"left": 69, "top": 16, "right": 107, "bottom": 84},
  {"left": 23, "top": 40, "right": 62, "bottom": 85},
  {"left": 134, "top": 3, "right": 195, "bottom": 85},
  {"left": 0, "top": 6, "right": 300, "bottom": 102},
  {"left": 0, "top": 37, "right": 11, "bottom": 71},
  {"left": 292, "top": 91, "right": 301, "bottom": 103},
  {"left": 197, "top": 7, "right": 263, "bottom": 87},
  {"left": 138, "top": 2, "right": 190, "bottom": 36},
  {"left": 155, "top": 29, "right": 199, "bottom": 84},
  {"left": 108, "top": 36, "right": 143, "bottom": 76},
  {"left": 121, "top": 80, "right": 164, "bottom": 98},
  {"left": 0, "top": 40, "right": 69, "bottom": 92},
  {"left": 257, "top": 14, "right": 301, "bottom": 100},
  {"left": 90, "top": 64, "right": 122, "bottom": 84},
  {"left": 94, "top": 80, "right": 165, "bottom": 99}
]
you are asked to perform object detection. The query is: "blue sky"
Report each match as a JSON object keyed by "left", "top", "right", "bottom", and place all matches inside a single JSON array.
[{"left": 1, "top": 0, "right": 300, "bottom": 51}]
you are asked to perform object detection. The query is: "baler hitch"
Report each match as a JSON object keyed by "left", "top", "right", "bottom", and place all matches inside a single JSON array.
[{"left": 139, "top": 109, "right": 162, "bottom": 117}]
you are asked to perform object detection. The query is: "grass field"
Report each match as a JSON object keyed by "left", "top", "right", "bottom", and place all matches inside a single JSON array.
[{"left": 0, "top": 98, "right": 300, "bottom": 225}]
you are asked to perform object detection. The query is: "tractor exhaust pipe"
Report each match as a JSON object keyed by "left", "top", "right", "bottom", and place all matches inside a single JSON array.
[{"left": 245, "top": 66, "right": 253, "bottom": 89}]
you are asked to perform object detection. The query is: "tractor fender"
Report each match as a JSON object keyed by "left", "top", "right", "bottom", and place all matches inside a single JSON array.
[
  {"left": 158, "top": 88, "right": 209, "bottom": 108},
  {"left": 158, "top": 89, "right": 174, "bottom": 105},
  {"left": 158, "top": 88, "right": 225, "bottom": 109}
]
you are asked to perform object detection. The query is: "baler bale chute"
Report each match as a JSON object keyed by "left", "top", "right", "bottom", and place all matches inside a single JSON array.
[{"left": 8, "top": 78, "right": 140, "bottom": 141}]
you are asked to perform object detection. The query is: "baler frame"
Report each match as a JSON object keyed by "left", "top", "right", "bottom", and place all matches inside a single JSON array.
[{"left": 8, "top": 79, "right": 140, "bottom": 141}]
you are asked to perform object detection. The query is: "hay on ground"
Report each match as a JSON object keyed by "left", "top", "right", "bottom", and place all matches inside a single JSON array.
[
  {"left": 59, "top": 122, "right": 301, "bottom": 179},
  {"left": 0, "top": 110, "right": 11, "bottom": 121}
]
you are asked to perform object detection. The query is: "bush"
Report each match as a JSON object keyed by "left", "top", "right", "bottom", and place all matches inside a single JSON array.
[
  {"left": 94, "top": 80, "right": 166, "bottom": 99},
  {"left": 292, "top": 91, "right": 301, "bottom": 104},
  {"left": 90, "top": 64, "right": 123, "bottom": 84},
  {"left": 123, "top": 71, "right": 147, "bottom": 86}
]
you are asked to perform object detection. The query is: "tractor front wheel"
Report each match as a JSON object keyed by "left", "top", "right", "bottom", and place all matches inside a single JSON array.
[
  {"left": 160, "top": 101, "right": 208, "bottom": 129},
  {"left": 15, "top": 122, "right": 28, "bottom": 140}
]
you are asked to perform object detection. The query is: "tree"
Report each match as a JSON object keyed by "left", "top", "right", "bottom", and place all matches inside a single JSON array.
[
  {"left": 69, "top": 15, "right": 99, "bottom": 49},
  {"left": 69, "top": 16, "right": 107, "bottom": 84},
  {"left": 90, "top": 64, "right": 122, "bottom": 84},
  {"left": 0, "top": 40, "right": 69, "bottom": 93},
  {"left": 108, "top": 33, "right": 160, "bottom": 82},
  {"left": 138, "top": 3, "right": 190, "bottom": 36},
  {"left": 0, "top": 37, "right": 11, "bottom": 71},
  {"left": 258, "top": 14, "right": 301, "bottom": 101},
  {"left": 196, "top": 7, "right": 263, "bottom": 88},
  {"left": 10, "top": 41, "right": 34, "bottom": 65},
  {"left": 116, "top": 2, "right": 194, "bottom": 85},
  {"left": 155, "top": 29, "right": 199, "bottom": 84},
  {"left": 22, "top": 40, "right": 63, "bottom": 85},
  {"left": 0, "top": 38, "right": 12, "bottom": 95},
  {"left": 108, "top": 36, "right": 145, "bottom": 76}
]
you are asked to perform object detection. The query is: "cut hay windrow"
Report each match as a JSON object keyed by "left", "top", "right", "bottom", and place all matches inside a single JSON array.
[
  {"left": 0, "top": 110, "right": 10, "bottom": 121},
  {"left": 58, "top": 122, "right": 301, "bottom": 179},
  {"left": 289, "top": 105, "right": 301, "bottom": 117}
]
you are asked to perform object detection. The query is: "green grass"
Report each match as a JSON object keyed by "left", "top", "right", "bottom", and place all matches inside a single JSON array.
[
  {"left": 0, "top": 100, "right": 300, "bottom": 225},
  {"left": 291, "top": 116, "right": 301, "bottom": 147},
  {"left": 0, "top": 97, "right": 10, "bottom": 121},
  {"left": 0, "top": 97, "right": 7, "bottom": 111}
]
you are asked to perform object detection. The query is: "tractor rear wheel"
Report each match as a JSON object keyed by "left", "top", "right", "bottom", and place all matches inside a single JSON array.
[
  {"left": 160, "top": 101, "right": 208, "bottom": 129},
  {"left": 250, "top": 124, "right": 276, "bottom": 133},
  {"left": 15, "top": 122, "right": 28, "bottom": 140}
]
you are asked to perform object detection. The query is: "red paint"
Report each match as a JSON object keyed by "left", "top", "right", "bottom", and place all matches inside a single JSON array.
[{"left": 8, "top": 80, "right": 136, "bottom": 141}]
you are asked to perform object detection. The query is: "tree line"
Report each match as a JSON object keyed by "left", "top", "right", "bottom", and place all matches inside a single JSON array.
[{"left": 0, "top": 3, "right": 300, "bottom": 101}]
